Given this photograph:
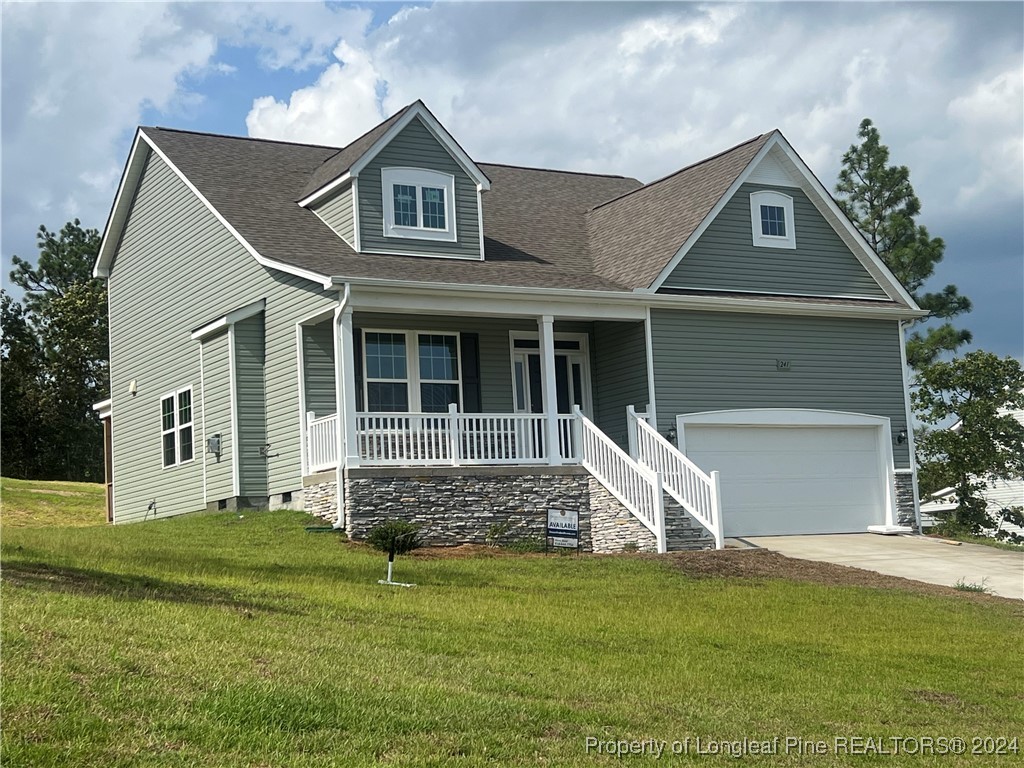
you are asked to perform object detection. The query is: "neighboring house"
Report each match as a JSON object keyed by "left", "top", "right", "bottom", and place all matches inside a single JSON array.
[
  {"left": 919, "top": 406, "right": 1024, "bottom": 538},
  {"left": 93, "top": 100, "right": 926, "bottom": 552}
]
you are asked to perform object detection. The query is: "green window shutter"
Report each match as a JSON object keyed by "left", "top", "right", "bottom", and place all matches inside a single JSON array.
[{"left": 460, "top": 333, "right": 482, "bottom": 413}]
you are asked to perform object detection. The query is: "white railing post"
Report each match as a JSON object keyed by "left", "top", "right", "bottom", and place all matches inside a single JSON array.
[
  {"left": 710, "top": 470, "right": 724, "bottom": 550},
  {"left": 653, "top": 471, "right": 667, "bottom": 553},
  {"left": 538, "top": 315, "right": 562, "bottom": 466},
  {"left": 448, "top": 403, "right": 461, "bottom": 466},
  {"left": 572, "top": 409, "right": 584, "bottom": 463},
  {"left": 305, "top": 411, "right": 315, "bottom": 475},
  {"left": 626, "top": 404, "right": 639, "bottom": 459}
]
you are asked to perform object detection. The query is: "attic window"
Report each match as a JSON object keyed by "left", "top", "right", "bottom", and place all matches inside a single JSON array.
[
  {"left": 382, "top": 167, "right": 456, "bottom": 242},
  {"left": 749, "top": 190, "right": 795, "bottom": 249}
]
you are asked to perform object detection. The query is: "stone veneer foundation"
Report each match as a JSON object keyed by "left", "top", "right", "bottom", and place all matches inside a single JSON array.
[
  {"left": 893, "top": 470, "right": 918, "bottom": 529},
  {"left": 302, "top": 466, "right": 660, "bottom": 553}
]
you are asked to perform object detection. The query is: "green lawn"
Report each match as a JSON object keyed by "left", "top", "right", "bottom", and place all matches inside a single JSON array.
[
  {"left": 2, "top": 495, "right": 1022, "bottom": 766},
  {"left": 1, "top": 476, "right": 107, "bottom": 527}
]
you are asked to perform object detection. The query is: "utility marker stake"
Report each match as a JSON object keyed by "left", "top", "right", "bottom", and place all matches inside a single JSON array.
[{"left": 378, "top": 532, "right": 416, "bottom": 588}]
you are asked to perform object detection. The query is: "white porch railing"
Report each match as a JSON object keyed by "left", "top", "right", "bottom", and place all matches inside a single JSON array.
[
  {"left": 306, "top": 406, "right": 579, "bottom": 471},
  {"left": 306, "top": 412, "right": 339, "bottom": 473},
  {"left": 576, "top": 406, "right": 666, "bottom": 553},
  {"left": 627, "top": 406, "right": 724, "bottom": 549}
]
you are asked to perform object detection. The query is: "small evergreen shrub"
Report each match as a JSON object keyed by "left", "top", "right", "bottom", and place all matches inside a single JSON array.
[{"left": 367, "top": 521, "right": 421, "bottom": 554}]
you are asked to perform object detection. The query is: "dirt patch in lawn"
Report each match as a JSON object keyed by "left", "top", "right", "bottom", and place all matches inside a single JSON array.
[{"left": 661, "top": 548, "right": 1022, "bottom": 605}]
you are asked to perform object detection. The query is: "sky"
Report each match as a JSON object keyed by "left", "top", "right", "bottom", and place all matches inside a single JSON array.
[{"left": 2, "top": 1, "right": 1022, "bottom": 359}]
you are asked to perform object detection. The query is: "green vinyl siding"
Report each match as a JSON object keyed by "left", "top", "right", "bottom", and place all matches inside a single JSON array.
[
  {"left": 311, "top": 184, "right": 355, "bottom": 247},
  {"left": 591, "top": 320, "right": 649, "bottom": 448},
  {"left": 107, "top": 150, "right": 336, "bottom": 523},
  {"left": 358, "top": 117, "right": 481, "bottom": 259},
  {"left": 234, "top": 313, "right": 268, "bottom": 497},
  {"left": 649, "top": 309, "right": 910, "bottom": 467},
  {"left": 303, "top": 321, "right": 336, "bottom": 417},
  {"left": 202, "top": 330, "right": 233, "bottom": 501},
  {"left": 661, "top": 183, "right": 890, "bottom": 299}
]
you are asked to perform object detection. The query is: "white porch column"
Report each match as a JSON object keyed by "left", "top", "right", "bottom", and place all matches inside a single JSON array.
[
  {"left": 538, "top": 314, "right": 562, "bottom": 466},
  {"left": 337, "top": 304, "right": 360, "bottom": 468}
]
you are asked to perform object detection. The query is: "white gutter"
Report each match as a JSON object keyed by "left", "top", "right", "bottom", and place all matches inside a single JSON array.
[
  {"left": 333, "top": 284, "right": 351, "bottom": 529},
  {"left": 329, "top": 275, "right": 929, "bottom": 320}
]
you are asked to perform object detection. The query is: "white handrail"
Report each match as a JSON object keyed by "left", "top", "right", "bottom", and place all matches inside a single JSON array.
[
  {"left": 576, "top": 406, "right": 666, "bottom": 553},
  {"left": 306, "top": 412, "right": 339, "bottom": 473},
  {"left": 628, "top": 406, "right": 724, "bottom": 549}
]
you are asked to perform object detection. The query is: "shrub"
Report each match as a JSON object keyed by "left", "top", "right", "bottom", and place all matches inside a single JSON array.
[{"left": 367, "top": 521, "right": 421, "bottom": 555}]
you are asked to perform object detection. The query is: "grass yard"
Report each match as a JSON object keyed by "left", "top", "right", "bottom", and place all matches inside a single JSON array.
[
  {"left": 2, "top": 489, "right": 1022, "bottom": 766},
  {"left": 1, "top": 477, "right": 107, "bottom": 528}
]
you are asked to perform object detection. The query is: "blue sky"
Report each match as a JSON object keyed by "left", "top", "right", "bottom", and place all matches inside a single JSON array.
[{"left": 2, "top": 1, "right": 1021, "bottom": 360}]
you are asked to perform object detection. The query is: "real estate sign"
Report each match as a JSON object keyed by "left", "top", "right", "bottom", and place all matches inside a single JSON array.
[{"left": 547, "top": 508, "right": 579, "bottom": 549}]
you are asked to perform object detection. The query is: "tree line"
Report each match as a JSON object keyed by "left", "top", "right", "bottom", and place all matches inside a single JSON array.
[
  {"left": 2, "top": 221, "right": 108, "bottom": 481},
  {"left": 1, "top": 121, "right": 1020, "bottom": 537}
]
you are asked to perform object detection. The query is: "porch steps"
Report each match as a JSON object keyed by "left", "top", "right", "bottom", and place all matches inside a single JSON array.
[{"left": 664, "top": 495, "right": 715, "bottom": 551}]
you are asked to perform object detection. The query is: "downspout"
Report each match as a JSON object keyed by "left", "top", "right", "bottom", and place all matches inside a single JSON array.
[{"left": 333, "top": 284, "right": 351, "bottom": 529}]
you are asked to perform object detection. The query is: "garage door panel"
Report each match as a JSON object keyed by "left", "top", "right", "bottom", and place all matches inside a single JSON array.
[
  {"left": 682, "top": 421, "right": 886, "bottom": 537},
  {"left": 693, "top": 449, "right": 879, "bottom": 479}
]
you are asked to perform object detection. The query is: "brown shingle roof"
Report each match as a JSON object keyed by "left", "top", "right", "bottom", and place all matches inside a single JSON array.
[
  {"left": 139, "top": 120, "right": 780, "bottom": 293},
  {"left": 143, "top": 127, "right": 641, "bottom": 291},
  {"left": 588, "top": 132, "right": 773, "bottom": 288},
  {"left": 297, "top": 105, "right": 414, "bottom": 201}
]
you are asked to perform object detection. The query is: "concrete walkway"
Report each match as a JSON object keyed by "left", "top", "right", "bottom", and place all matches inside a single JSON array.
[{"left": 744, "top": 534, "right": 1024, "bottom": 600}]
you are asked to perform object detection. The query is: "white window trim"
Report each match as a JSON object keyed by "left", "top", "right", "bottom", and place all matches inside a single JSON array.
[
  {"left": 160, "top": 386, "right": 195, "bottom": 469},
  {"left": 749, "top": 190, "right": 796, "bottom": 249},
  {"left": 362, "top": 329, "right": 463, "bottom": 413},
  {"left": 381, "top": 167, "right": 457, "bottom": 243}
]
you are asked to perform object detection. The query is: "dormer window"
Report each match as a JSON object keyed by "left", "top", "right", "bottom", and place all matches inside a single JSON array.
[
  {"left": 749, "top": 190, "right": 795, "bottom": 249},
  {"left": 382, "top": 167, "right": 457, "bottom": 242}
]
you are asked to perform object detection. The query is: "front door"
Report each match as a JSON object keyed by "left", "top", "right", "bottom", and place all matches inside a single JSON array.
[{"left": 509, "top": 354, "right": 585, "bottom": 417}]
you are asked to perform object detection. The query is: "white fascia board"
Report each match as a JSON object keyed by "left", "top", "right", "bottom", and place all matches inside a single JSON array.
[
  {"left": 138, "top": 130, "right": 334, "bottom": 291},
  {"left": 645, "top": 132, "right": 921, "bottom": 311},
  {"left": 349, "top": 103, "right": 491, "bottom": 190},
  {"left": 297, "top": 171, "right": 351, "bottom": 208},
  {"left": 333, "top": 276, "right": 928, "bottom": 321},
  {"left": 252, "top": 254, "right": 334, "bottom": 290},
  {"left": 94, "top": 131, "right": 147, "bottom": 278},
  {"left": 191, "top": 298, "right": 266, "bottom": 341},
  {"left": 768, "top": 136, "right": 920, "bottom": 309},
  {"left": 92, "top": 398, "right": 112, "bottom": 418}
]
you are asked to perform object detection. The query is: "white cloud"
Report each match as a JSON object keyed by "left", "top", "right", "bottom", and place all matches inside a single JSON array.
[
  {"left": 947, "top": 65, "right": 1024, "bottom": 205},
  {"left": 246, "top": 42, "right": 385, "bottom": 144},
  {"left": 0, "top": 1, "right": 370, "bottom": 284}
]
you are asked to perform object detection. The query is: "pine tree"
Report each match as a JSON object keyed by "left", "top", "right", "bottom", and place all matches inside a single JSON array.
[{"left": 836, "top": 119, "right": 971, "bottom": 370}]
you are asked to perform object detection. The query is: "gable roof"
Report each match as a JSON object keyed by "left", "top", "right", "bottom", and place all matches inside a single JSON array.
[
  {"left": 119, "top": 126, "right": 640, "bottom": 291},
  {"left": 298, "top": 105, "right": 413, "bottom": 202},
  {"left": 297, "top": 101, "right": 491, "bottom": 207},
  {"left": 94, "top": 107, "right": 921, "bottom": 314},
  {"left": 587, "top": 133, "right": 772, "bottom": 289}
]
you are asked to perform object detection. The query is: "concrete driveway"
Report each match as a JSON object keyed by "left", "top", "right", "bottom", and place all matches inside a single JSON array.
[{"left": 743, "top": 534, "right": 1024, "bottom": 600}]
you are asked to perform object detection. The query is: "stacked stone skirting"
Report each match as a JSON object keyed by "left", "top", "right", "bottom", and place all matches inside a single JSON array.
[
  {"left": 302, "top": 466, "right": 663, "bottom": 553},
  {"left": 893, "top": 470, "right": 918, "bottom": 528}
]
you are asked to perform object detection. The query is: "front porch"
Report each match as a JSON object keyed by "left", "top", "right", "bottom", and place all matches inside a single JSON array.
[{"left": 293, "top": 291, "right": 725, "bottom": 553}]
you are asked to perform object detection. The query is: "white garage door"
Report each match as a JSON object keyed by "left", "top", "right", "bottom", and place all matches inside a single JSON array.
[{"left": 683, "top": 422, "right": 887, "bottom": 536}]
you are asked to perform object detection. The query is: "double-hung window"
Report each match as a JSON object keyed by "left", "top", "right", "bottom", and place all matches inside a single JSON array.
[
  {"left": 161, "top": 387, "right": 194, "bottom": 467},
  {"left": 363, "top": 331, "right": 461, "bottom": 413},
  {"left": 749, "top": 190, "right": 796, "bottom": 249},
  {"left": 381, "top": 167, "right": 457, "bottom": 242}
]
